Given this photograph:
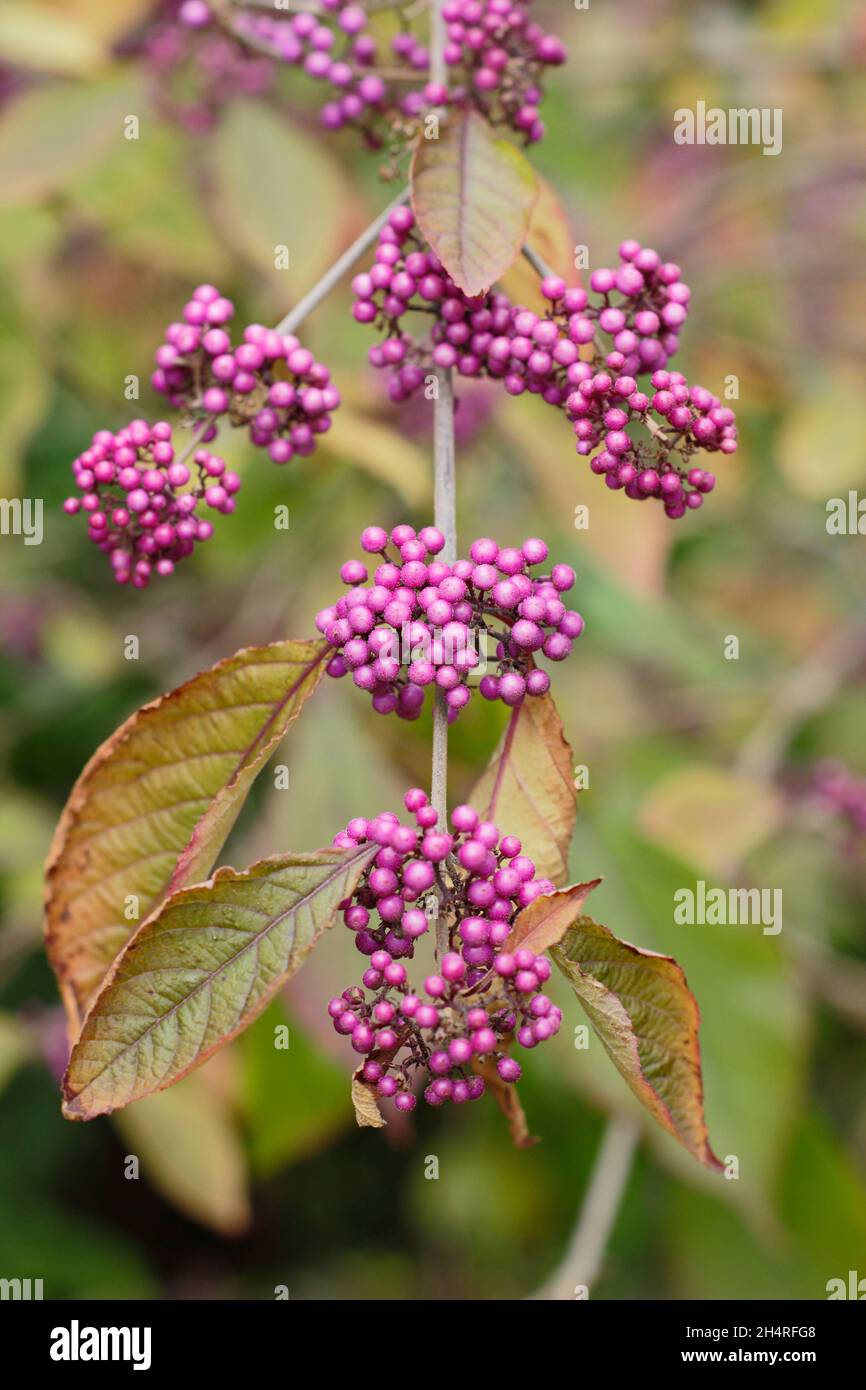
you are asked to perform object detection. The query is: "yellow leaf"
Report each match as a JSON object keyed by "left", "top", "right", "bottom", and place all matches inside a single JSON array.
[
  {"left": 0, "top": 2, "right": 107, "bottom": 75},
  {"left": 639, "top": 764, "right": 784, "bottom": 876},
  {"left": 320, "top": 406, "right": 430, "bottom": 507},
  {"left": 44, "top": 0, "right": 154, "bottom": 46},
  {"left": 114, "top": 1070, "right": 251, "bottom": 1236},
  {"left": 778, "top": 366, "right": 866, "bottom": 500},
  {"left": 500, "top": 174, "right": 576, "bottom": 312}
]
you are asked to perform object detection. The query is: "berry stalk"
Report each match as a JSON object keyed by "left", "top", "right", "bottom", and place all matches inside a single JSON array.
[
  {"left": 431, "top": 372, "right": 455, "bottom": 957},
  {"left": 530, "top": 1113, "right": 640, "bottom": 1300},
  {"left": 430, "top": 0, "right": 454, "bottom": 959},
  {"left": 274, "top": 185, "right": 411, "bottom": 336},
  {"left": 520, "top": 239, "right": 553, "bottom": 281}
]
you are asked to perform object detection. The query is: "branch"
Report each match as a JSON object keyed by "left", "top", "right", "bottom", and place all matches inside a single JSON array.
[
  {"left": 429, "top": 0, "right": 455, "bottom": 962},
  {"left": 430, "top": 0, "right": 447, "bottom": 91},
  {"left": 275, "top": 187, "right": 411, "bottom": 335},
  {"left": 173, "top": 189, "right": 410, "bottom": 462},
  {"left": 529, "top": 1112, "right": 640, "bottom": 1300},
  {"left": 431, "top": 367, "right": 456, "bottom": 880},
  {"left": 432, "top": 368, "right": 457, "bottom": 562},
  {"left": 521, "top": 241, "right": 554, "bottom": 280}
]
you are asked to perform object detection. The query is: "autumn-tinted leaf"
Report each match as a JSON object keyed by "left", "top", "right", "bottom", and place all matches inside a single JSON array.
[
  {"left": 411, "top": 108, "right": 537, "bottom": 296},
  {"left": 551, "top": 915, "right": 722, "bottom": 1170},
  {"left": 505, "top": 880, "right": 600, "bottom": 955},
  {"left": 45, "top": 638, "right": 329, "bottom": 1035},
  {"left": 62, "top": 845, "right": 376, "bottom": 1121},
  {"left": 470, "top": 694, "right": 576, "bottom": 885}
]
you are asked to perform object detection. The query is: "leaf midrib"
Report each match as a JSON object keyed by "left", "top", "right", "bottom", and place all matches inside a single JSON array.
[{"left": 67, "top": 848, "right": 370, "bottom": 1103}]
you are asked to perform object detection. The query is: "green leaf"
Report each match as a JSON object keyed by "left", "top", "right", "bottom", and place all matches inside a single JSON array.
[
  {"left": 211, "top": 100, "right": 352, "bottom": 298},
  {"left": 551, "top": 915, "right": 722, "bottom": 1171},
  {"left": 778, "top": 1115, "right": 866, "bottom": 1278},
  {"left": 62, "top": 845, "right": 376, "bottom": 1121},
  {"left": 411, "top": 108, "right": 538, "bottom": 296},
  {"left": 240, "top": 1000, "right": 351, "bottom": 1175},
  {"left": 113, "top": 1068, "right": 251, "bottom": 1235},
  {"left": 470, "top": 694, "right": 576, "bottom": 885},
  {"left": 0, "top": 1197, "right": 157, "bottom": 1300},
  {"left": 45, "top": 638, "right": 330, "bottom": 1035},
  {"left": 0, "top": 74, "right": 143, "bottom": 205},
  {"left": 668, "top": 1115, "right": 866, "bottom": 1300},
  {"left": 0, "top": 1012, "right": 30, "bottom": 1098},
  {"left": 0, "top": 321, "right": 47, "bottom": 495}
]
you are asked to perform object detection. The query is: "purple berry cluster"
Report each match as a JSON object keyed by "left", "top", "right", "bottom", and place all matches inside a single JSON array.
[
  {"left": 546, "top": 247, "right": 737, "bottom": 517},
  {"left": 231, "top": 0, "right": 417, "bottom": 149},
  {"left": 438, "top": 0, "right": 566, "bottom": 143},
  {"left": 315, "top": 524, "right": 582, "bottom": 722},
  {"left": 353, "top": 204, "right": 526, "bottom": 401},
  {"left": 145, "top": 1, "right": 274, "bottom": 133},
  {"left": 64, "top": 281, "right": 339, "bottom": 583},
  {"left": 354, "top": 210, "right": 738, "bottom": 517},
  {"left": 62, "top": 421, "right": 237, "bottom": 588},
  {"left": 152, "top": 284, "right": 340, "bottom": 465},
  {"left": 151, "top": 0, "right": 565, "bottom": 151},
  {"left": 329, "top": 789, "right": 563, "bottom": 1110}
]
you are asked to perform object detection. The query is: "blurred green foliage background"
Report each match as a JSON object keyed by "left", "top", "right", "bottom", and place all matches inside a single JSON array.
[{"left": 1, "top": 0, "right": 865, "bottom": 1300}]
